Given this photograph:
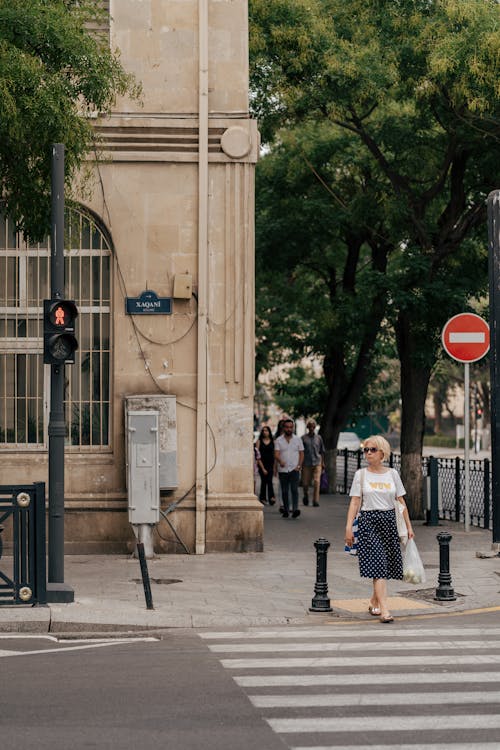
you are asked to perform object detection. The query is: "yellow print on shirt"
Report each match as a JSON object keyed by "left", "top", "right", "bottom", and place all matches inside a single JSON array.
[{"left": 369, "top": 481, "right": 392, "bottom": 490}]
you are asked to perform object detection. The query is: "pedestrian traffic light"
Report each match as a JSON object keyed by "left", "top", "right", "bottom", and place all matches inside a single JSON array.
[{"left": 43, "top": 299, "right": 78, "bottom": 365}]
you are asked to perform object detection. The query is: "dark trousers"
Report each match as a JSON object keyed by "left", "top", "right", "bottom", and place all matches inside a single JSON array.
[
  {"left": 259, "top": 469, "right": 274, "bottom": 502},
  {"left": 278, "top": 471, "right": 299, "bottom": 512}
]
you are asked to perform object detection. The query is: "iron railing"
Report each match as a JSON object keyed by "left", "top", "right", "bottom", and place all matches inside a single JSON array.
[
  {"left": 336, "top": 449, "right": 492, "bottom": 530},
  {"left": 0, "top": 483, "right": 46, "bottom": 605}
]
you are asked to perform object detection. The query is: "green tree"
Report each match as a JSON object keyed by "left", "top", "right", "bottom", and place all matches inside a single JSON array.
[
  {"left": 256, "top": 122, "right": 396, "bottom": 486},
  {"left": 251, "top": 0, "right": 499, "bottom": 513},
  {"left": 0, "top": 0, "right": 139, "bottom": 240}
]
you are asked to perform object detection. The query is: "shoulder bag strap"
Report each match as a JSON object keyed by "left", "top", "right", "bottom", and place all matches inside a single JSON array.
[{"left": 390, "top": 467, "right": 400, "bottom": 502}]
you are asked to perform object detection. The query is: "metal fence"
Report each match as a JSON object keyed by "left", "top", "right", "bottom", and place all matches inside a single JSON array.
[
  {"left": 0, "top": 483, "right": 46, "bottom": 605},
  {"left": 336, "top": 449, "right": 492, "bottom": 530}
]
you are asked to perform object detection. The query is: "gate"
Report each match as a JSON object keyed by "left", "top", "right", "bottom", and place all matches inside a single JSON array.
[{"left": 0, "top": 483, "right": 46, "bottom": 605}]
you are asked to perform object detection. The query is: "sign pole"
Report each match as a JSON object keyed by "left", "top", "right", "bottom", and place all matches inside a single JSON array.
[
  {"left": 488, "top": 190, "right": 500, "bottom": 549},
  {"left": 464, "top": 362, "right": 470, "bottom": 533},
  {"left": 441, "top": 312, "right": 490, "bottom": 535}
]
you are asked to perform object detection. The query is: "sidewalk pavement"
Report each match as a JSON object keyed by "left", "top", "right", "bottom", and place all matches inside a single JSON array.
[{"left": 1, "top": 494, "right": 499, "bottom": 634}]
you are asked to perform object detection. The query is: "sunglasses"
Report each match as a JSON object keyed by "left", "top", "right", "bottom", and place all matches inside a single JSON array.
[{"left": 363, "top": 447, "right": 379, "bottom": 454}]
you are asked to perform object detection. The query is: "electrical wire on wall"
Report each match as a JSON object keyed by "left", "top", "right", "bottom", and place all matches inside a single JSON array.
[{"left": 94, "top": 162, "right": 219, "bottom": 554}]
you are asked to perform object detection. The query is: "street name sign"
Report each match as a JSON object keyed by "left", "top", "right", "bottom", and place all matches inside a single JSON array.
[
  {"left": 125, "top": 290, "right": 172, "bottom": 315},
  {"left": 441, "top": 313, "right": 490, "bottom": 363}
]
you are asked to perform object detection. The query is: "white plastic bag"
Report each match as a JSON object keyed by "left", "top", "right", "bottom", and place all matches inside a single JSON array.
[{"left": 403, "top": 539, "right": 426, "bottom": 584}]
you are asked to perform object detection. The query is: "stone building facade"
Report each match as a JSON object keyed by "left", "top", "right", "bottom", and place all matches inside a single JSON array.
[{"left": 0, "top": 0, "right": 262, "bottom": 553}]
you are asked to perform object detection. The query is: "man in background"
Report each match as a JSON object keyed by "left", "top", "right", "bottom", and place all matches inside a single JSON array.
[
  {"left": 301, "top": 419, "right": 325, "bottom": 507},
  {"left": 274, "top": 419, "right": 304, "bottom": 518}
]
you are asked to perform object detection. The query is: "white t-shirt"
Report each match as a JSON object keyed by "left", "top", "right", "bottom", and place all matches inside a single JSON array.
[
  {"left": 349, "top": 468, "right": 406, "bottom": 511},
  {"left": 275, "top": 434, "right": 304, "bottom": 473}
]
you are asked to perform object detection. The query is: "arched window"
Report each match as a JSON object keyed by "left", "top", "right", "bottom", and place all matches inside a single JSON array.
[{"left": 0, "top": 207, "right": 111, "bottom": 448}]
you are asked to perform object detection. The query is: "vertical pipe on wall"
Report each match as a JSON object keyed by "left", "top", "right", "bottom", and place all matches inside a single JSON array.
[{"left": 195, "top": 0, "right": 209, "bottom": 554}]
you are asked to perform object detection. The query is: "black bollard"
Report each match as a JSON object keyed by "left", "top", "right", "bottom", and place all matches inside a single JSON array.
[
  {"left": 137, "top": 541, "right": 154, "bottom": 610},
  {"left": 309, "top": 537, "right": 333, "bottom": 612},
  {"left": 435, "top": 531, "right": 456, "bottom": 601}
]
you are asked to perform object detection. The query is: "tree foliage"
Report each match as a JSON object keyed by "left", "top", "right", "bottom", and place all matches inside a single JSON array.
[
  {"left": 255, "top": 121, "right": 397, "bottom": 448},
  {"left": 0, "top": 0, "right": 139, "bottom": 240},
  {"left": 251, "top": 0, "right": 500, "bottom": 510}
]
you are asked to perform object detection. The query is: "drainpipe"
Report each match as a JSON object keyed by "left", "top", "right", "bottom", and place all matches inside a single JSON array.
[{"left": 195, "top": 0, "right": 209, "bottom": 554}]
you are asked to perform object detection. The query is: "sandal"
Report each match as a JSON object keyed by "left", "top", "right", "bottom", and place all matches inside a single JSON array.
[
  {"left": 368, "top": 605, "right": 381, "bottom": 616},
  {"left": 380, "top": 614, "right": 394, "bottom": 623}
]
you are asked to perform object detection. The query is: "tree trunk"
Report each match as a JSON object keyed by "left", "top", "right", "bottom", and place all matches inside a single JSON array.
[
  {"left": 396, "top": 312, "right": 432, "bottom": 520},
  {"left": 321, "top": 398, "right": 345, "bottom": 494}
]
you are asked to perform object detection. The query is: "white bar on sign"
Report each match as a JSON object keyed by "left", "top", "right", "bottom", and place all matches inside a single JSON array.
[{"left": 449, "top": 332, "right": 485, "bottom": 343}]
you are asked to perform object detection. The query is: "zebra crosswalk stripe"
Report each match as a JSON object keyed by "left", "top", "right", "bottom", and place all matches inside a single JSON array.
[
  {"left": 199, "top": 626, "right": 500, "bottom": 640},
  {"left": 268, "top": 715, "right": 500, "bottom": 732},
  {"left": 249, "top": 690, "right": 500, "bottom": 707},
  {"left": 220, "top": 653, "right": 500, "bottom": 668},
  {"left": 209, "top": 638, "right": 497, "bottom": 653},
  {"left": 234, "top": 670, "right": 500, "bottom": 687}
]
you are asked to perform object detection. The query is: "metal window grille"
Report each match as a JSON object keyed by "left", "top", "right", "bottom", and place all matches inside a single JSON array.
[
  {"left": 0, "top": 208, "right": 111, "bottom": 449},
  {"left": 85, "top": 1, "right": 110, "bottom": 41}
]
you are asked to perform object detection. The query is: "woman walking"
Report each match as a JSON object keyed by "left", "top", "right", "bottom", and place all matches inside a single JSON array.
[
  {"left": 256, "top": 426, "right": 276, "bottom": 505},
  {"left": 344, "top": 435, "right": 414, "bottom": 623}
]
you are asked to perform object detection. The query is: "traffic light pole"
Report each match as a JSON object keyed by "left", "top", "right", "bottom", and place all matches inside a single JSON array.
[
  {"left": 46, "top": 144, "right": 74, "bottom": 602},
  {"left": 488, "top": 190, "right": 500, "bottom": 551}
]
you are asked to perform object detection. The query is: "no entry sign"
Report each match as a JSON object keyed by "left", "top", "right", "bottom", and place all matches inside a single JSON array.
[{"left": 442, "top": 313, "right": 490, "bottom": 363}]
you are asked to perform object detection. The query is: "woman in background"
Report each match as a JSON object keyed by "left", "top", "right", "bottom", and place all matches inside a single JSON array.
[{"left": 256, "top": 426, "right": 276, "bottom": 505}]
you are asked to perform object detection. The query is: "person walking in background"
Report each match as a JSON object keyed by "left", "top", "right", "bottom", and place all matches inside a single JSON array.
[
  {"left": 274, "top": 418, "right": 287, "bottom": 514},
  {"left": 275, "top": 418, "right": 304, "bottom": 518},
  {"left": 256, "top": 426, "right": 276, "bottom": 505},
  {"left": 253, "top": 443, "right": 261, "bottom": 496},
  {"left": 344, "top": 434, "right": 414, "bottom": 623},
  {"left": 274, "top": 419, "right": 286, "bottom": 439},
  {"left": 301, "top": 419, "right": 325, "bottom": 507}
]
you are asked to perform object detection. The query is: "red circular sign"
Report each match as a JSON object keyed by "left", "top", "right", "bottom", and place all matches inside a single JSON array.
[{"left": 442, "top": 313, "right": 490, "bottom": 363}]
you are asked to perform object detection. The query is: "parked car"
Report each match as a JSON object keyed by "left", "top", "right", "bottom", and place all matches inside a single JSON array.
[{"left": 337, "top": 431, "right": 361, "bottom": 451}]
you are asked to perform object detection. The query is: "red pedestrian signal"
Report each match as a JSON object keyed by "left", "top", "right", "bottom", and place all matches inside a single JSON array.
[{"left": 43, "top": 299, "right": 78, "bottom": 365}]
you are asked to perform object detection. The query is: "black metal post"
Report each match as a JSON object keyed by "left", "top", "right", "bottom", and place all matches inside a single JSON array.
[
  {"left": 484, "top": 458, "right": 490, "bottom": 530},
  {"left": 427, "top": 457, "right": 439, "bottom": 526},
  {"left": 34, "top": 482, "right": 47, "bottom": 605},
  {"left": 434, "top": 531, "right": 456, "bottom": 601},
  {"left": 309, "top": 538, "right": 332, "bottom": 612},
  {"left": 488, "top": 190, "right": 500, "bottom": 548},
  {"left": 137, "top": 542, "right": 154, "bottom": 610},
  {"left": 46, "top": 144, "right": 74, "bottom": 603},
  {"left": 455, "top": 456, "right": 461, "bottom": 522}
]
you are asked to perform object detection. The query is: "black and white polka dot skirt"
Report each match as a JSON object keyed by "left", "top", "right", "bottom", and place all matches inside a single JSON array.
[{"left": 358, "top": 509, "right": 403, "bottom": 580}]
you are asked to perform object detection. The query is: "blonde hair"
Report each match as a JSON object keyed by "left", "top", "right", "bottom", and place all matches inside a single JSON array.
[{"left": 364, "top": 435, "right": 391, "bottom": 461}]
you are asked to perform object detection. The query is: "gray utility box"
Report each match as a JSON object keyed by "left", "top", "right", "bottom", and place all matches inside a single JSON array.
[
  {"left": 125, "top": 395, "right": 178, "bottom": 490},
  {"left": 127, "top": 410, "right": 160, "bottom": 524}
]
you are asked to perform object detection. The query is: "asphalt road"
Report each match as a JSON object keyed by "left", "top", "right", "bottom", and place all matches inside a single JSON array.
[
  {"left": 1, "top": 612, "right": 500, "bottom": 750},
  {"left": 0, "top": 630, "right": 284, "bottom": 750}
]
